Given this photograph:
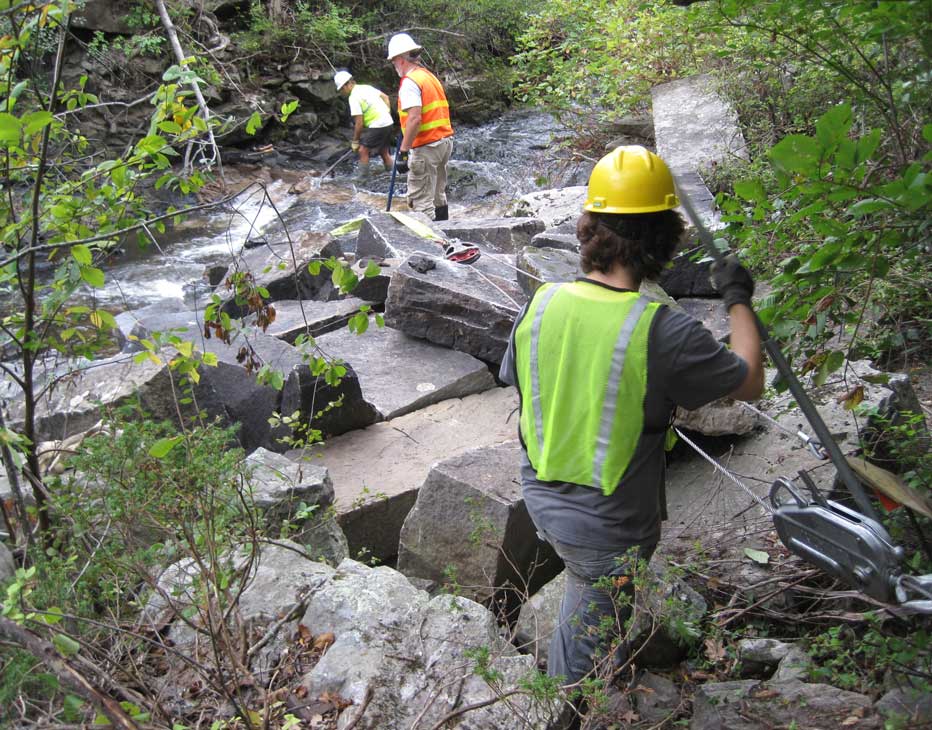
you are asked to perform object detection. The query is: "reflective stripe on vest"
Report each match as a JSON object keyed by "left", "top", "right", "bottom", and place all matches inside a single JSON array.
[
  {"left": 515, "top": 282, "right": 659, "bottom": 495},
  {"left": 398, "top": 67, "right": 453, "bottom": 147}
]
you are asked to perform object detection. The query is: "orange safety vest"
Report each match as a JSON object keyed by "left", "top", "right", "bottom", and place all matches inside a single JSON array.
[{"left": 398, "top": 67, "right": 453, "bottom": 148}]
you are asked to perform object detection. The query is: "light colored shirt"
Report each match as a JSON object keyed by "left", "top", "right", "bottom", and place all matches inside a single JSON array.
[
  {"left": 398, "top": 77, "right": 422, "bottom": 111},
  {"left": 348, "top": 84, "right": 393, "bottom": 128}
]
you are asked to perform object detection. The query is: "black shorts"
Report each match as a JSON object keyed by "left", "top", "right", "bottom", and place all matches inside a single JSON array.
[{"left": 360, "top": 125, "right": 394, "bottom": 151}]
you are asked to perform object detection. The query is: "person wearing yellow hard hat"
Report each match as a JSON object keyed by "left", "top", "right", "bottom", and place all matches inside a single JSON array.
[
  {"left": 333, "top": 70, "right": 395, "bottom": 179},
  {"left": 386, "top": 32, "right": 454, "bottom": 221},
  {"left": 500, "top": 146, "right": 763, "bottom": 688}
]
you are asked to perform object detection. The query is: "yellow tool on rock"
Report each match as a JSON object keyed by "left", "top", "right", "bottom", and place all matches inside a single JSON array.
[{"left": 388, "top": 210, "right": 481, "bottom": 265}]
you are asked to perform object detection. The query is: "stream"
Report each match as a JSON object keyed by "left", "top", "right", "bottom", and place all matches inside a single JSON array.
[{"left": 90, "top": 109, "right": 581, "bottom": 315}]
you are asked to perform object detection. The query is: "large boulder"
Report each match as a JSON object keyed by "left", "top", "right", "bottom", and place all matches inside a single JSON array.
[
  {"left": 384, "top": 252, "right": 526, "bottom": 365},
  {"left": 397, "top": 442, "right": 562, "bottom": 611},
  {"left": 290, "top": 387, "right": 520, "bottom": 562},
  {"left": 509, "top": 187, "right": 587, "bottom": 228},
  {"left": 299, "top": 559, "right": 566, "bottom": 730},
  {"left": 691, "top": 679, "right": 880, "bottom": 730},
  {"left": 71, "top": 0, "right": 136, "bottom": 34},
  {"left": 314, "top": 325, "right": 495, "bottom": 421},
  {"left": 436, "top": 217, "right": 545, "bottom": 254},
  {"left": 530, "top": 219, "right": 579, "bottom": 252},
  {"left": 261, "top": 297, "right": 371, "bottom": 344},
  {"left": 658, "top": 245, "right": 716, "bottom": 297},
  {"left": 245, "top": 448, "right": 348, "bottom": 565}
]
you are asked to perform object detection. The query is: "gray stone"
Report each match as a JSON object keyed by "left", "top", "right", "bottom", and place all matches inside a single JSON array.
[
  {"left": 384, "top": 253, "right": 526, "bottom": 365},
  {"left": 607, "top": 115, "right": 655, "bottom": 141},
  {"left": 314, "top": 325, "right": 495, "bottom": 421},
  {"left": 287, "top": 387, "right": 520, "bottom": 562},
  {"left": 530, "top": 229, "right": 578, "bottom": 252},
  {"left": 632, "top": 671, "right": 681, "bottom": 725},
  {"left": 437, "top": 217, "right": 545, "bottom": 254},
  {"left": 875, "top": 688, "right": 932, "bottom": 726},
  {"left": 676, "top": 397, "right": 761, "bottom": 437},
  {"left": 513, "top": 571, "right": 565, "bottom": 664},
  {"left": 737, "top": 637, "right": 794, "bottom": 671},
  {"left": 299, "top": 559, "right": 564, "bottom": 730},
  {"left": 0, "top": 542, "right": 14, "bottom": 583},
  {"left": 652, "top": 75, "right": 749, "bottom": 175},
  {"left": 263, "top": 298, "right": 369, "bottom": 344},
  {"left": 245, "top": 448, "right": 348, "bottom": 565},
  {"left": 71, "top": 0, "right": 136, "bottom": 34},
  {"left": 346, "top": 257, "right": 399, "bottom": 304},
  {"left": 771, "top": 644, "right": 812, "bottom": 683},
  {"left": 220, "top": 231, "right": 343, "bottom": 316},
  {"left": 691, "top": 679, "right": 880, "bottom": 730},
  {"left": 509, "top": 186, "right": 588, "bottom": 228},
  {"left": 516, "top": 246, "right": 580, "bottom": 297},
  {"left": 356, "top": 211, "right": 442, "bottom": 261},
  {"left": 397, "top": 441, "right": 561, "bottom": 609},
  {"left": 289, "top": 78, "right": 338, "bottom": 104}
]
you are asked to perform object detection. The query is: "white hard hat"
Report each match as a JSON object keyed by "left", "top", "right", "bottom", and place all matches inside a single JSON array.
[
  {"left": 333, "top": 70, "right": 353, "bottom": 91},
  {"left": 387, "top": 33, "right": 422, "bottom": 60}
]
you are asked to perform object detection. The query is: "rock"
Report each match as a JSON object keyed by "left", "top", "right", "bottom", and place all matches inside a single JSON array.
[
  {"left": 736, "top": 638, "right": 795, "bottom": 677},
  {"left": 347, "top": 257, "right": 399, "bottom": 304},
  {"left": 111, "top": 309, "right": 379, "bottom": 449},
  {"left": 530, "top": 218, "right": 579, "bottom": 252},
  {"left": 509, "top": 186, "right": 587, "bottom": 228},
  {"left": 220, "top": 231, "right": 343, "bottom": 316},
  {"left": 771, "top": 644, "right": 812, "bottom": 683},
  {"left": 0, "top": 542, "right": 15, "bottom": 583},
  {"left": 71, "top": 0, "right": 136, "bottom": 34},
  {"left": 676, "top": 397, "right": 761, "bottom": 437},
  {"left": 299, "top": 559, "right": 565, "bottom": 730},
  {"left": 691, "top": 679, "right": 880, "bottom": 730},
  {"left": 652, "top": 74, "right": 749, "bottom": 175},
  {"left": 436, "top": 217, "right": 545, "bottom": 254},
  {"left": 513, "top": 556, "right": 707, "bottom": 670},
  {"left": 397, "top": 442, "right": 562, "bottom": 612},
  {"left": 384, "top": 252, "right": 526, "bottom": 365},
  {"left": 355, "top": 211, "right": 442, "bottom": 261},
  {"left": 245, "top": 448, "right": 348, "bottom": 565},
  {"left": 289, "top": 78, "right": 338, "bottom": 104},
  {"left": 263, "top": 298, "right": 370, "bottom": 343},
  {"left": 288, "top": 387, "right": 520, "bottom": 562},
  {"left": 516, "top": 246, "right": 579, "bottom": 297},
  {"left": 659, "top": 246, "right": 716, "bottom": 297},
  {"left": 875, "top": 688, "right": 932, "bottom": 726},
  {"left": 632, "top": 671, "right": 681, "bottom": 725},
  {"left": 314, "top": 325, "right": 495, "bottom": 421},
  {"left": 606, "top": 115, "right": 655, "bottom": 141}
]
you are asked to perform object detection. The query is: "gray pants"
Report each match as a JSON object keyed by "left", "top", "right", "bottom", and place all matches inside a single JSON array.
[
  {"left": 407, "top": 136, "right": 452, "bottom": 219},
  {"left": 541, "top": 531, "right": 655, "bottom": 685}
]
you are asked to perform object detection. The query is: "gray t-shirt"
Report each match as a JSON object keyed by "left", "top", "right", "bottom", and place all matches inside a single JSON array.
[{"left": 499, "top": 280, "right": 748, "bottom": 550}]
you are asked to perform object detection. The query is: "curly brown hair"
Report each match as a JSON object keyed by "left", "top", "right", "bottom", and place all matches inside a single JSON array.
[{"left": 577, "top": 210, "right": 685, "bottom": 281}]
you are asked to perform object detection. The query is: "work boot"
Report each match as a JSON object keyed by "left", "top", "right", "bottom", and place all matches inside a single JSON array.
[
  {"left": 355, "top": 161, "right": 371, "bottom": 182},
  {"left": 433, "top": 204, "right": 449, "bottom": 221}
]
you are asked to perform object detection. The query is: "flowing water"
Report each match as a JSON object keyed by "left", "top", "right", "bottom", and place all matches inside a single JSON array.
[{"left": 78, "top": 109, "right": 579, "bottom": 314}]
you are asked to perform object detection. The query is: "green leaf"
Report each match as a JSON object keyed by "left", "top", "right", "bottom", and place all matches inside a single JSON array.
[
  {"left": 743, "top": 548, "right": 770, "bottom": 565},
  {"left": 79, "top": 266, "right": 105, "bottom": 288},
  {"left": 733, "top": 178, "right": 765, "bottom": 203},
  {"left": 769, "top": 134, "right": 821, "bottom": 176},
  {"left": 148, "top": 435, "right": 183, "bottom": 458},
  {"left": 158, "top": 120, "right": 183, "bottom": 134},
  {"left": 846, "top": 198, "right": 892, "bottom": 218},
  {"left": 52, "top": 633, "right": 81, "bottom": 657},
  {"left": 245, "top": 111, "right": 262, "bottom": 136},
  {"left": 70, "top": 244, "right": 92, "bottom": 266},
  {"left": 364, "top": 260, "right": 381, "bottom": 278},
  {"left": 22, "top": 110, "right": 54, "bottom": 136},
  {"left": 0, "top": 112, "right": 22, "bottom": 146},
  {"left": 280, "top": 99, "right": 299, "bottom": 122},
  {"left": 814, "top": 103, "right": 852, "bottom": 150}
]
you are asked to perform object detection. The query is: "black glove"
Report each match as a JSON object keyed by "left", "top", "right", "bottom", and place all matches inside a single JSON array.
[
  {"left": 710, "top": 254, "right": 755, "bottom": 310},
  {"left": 395, "top": 150, "right": 410, "bottom": 174}
]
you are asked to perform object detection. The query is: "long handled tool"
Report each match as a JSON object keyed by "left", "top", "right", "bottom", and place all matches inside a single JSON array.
[
  {"left": 674, "top": 176, "right": 932, "bottom": 610},
  {"left": 320, "top": 148, "right": 354, "bottom": 181},
  {"left": 386, "top": 134, "right": 403, "bottom": 212}
]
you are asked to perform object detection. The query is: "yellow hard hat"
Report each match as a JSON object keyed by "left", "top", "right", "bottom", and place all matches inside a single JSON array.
[{"left": 583, "top": 145, "right": 679, "bottom": 214}]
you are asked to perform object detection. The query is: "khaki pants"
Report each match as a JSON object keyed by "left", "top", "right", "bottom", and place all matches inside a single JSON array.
[{"left": 407, "top": 136, "right": 453, "bottom": 220}]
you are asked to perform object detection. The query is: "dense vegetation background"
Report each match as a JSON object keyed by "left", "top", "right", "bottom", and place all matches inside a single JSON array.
[{"left": 0, "top": 1, "right": 929, "bottom": 728}]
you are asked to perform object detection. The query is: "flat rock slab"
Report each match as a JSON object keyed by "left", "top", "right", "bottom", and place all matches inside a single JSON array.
[
  {"left": 397, "top": 441, "right": 561, "bottom": 607},
  {"left": 314, "top": 325, "right": 495, "bottom": 421},
  {"left": 509, "top": 186, "right": 587, "bottom": 228},
  {"left": 356, "top": 211, "right": 443, "bottom": 261},
  {"left": 263, "top": 298, "right": 369, "bottom": 343},
  {"left": 530, "top": 218, "right": 579, "bottom": 252},
  {"left": 286, "top": 387, "right": 520, "bottom": 561},
  {"left": 436, "top": 217, "right": 545, "bottom": 254},
  {"left": 652, "top": 74, "right": 748, "bottom": 174},
  {"left": 384, "top": 252, "right": 526, "bottom": 365},
  {"left": 691, "top": 679, "right": 880, "bottom": 730}
]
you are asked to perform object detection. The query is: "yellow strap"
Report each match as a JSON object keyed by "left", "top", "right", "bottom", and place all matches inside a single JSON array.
[
  {"left": 418, "top": 118, "right": 452, "bottom": 133},
  {"left": 388, "top": 211, "right": 444, "bottom": 242},
  {"left": 421, "top": 99, "right": 449, "bottom": 114}
]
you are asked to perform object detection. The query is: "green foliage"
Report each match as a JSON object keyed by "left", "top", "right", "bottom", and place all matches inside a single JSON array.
[
  {"left": 807, "top": 621, "right": 932, "bottom": 695},
  {"left": 719, "top": 102, "right": 930, "bottom": 379}
]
